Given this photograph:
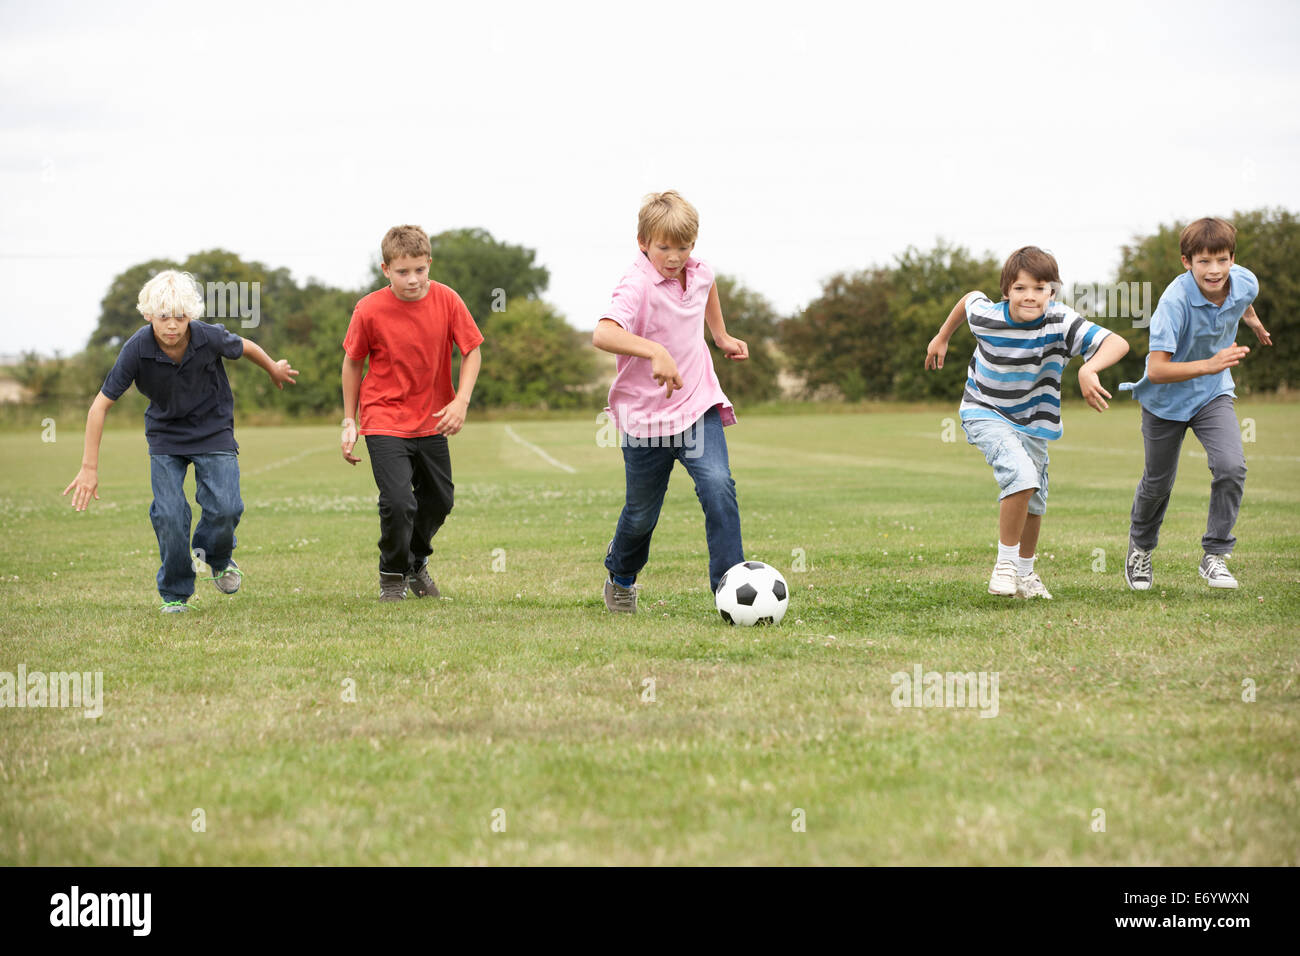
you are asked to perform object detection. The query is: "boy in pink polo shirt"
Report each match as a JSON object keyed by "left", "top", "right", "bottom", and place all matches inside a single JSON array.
[{"left": 592, "top": 190, "right": 750, "bottom": 613}]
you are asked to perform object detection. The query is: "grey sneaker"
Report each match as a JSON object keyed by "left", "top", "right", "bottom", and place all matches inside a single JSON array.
[
  {"left": 987, "top": 559, "right": 1018, "bottom": 596},
  {"left": 212, "top": 559, "right": 242, "bottom": 594},
  {"left": 379, "top": 571, "right": 408, "bottom": 602},
  {"left": 1125, "top": 543, "right": 1152, "bottom": 591},
  {"left": 407, "top": 561, "right": 440, "bottom": 598},
  {"left": 1199, "top": 552, "right": 1238, "bottom": 589},
  {"left": 1016, "top": 572, "right": 1053, "bottom": 599},
  {"left": 160, "top": 601, "right": 192, "bottom": 614},
  {"left": 603, "top": 575, "right": 638, "bottom": 613}
]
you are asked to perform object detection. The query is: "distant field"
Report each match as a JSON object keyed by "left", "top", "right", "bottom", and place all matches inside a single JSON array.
[{"left": 1, "top": 402, "right": 1296, "bottom": 865}]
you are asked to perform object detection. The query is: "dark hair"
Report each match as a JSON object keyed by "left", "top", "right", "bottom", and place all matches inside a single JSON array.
[
  {"left": 1180, "top": 217, "right": 1236, "bottom": 260},
  {"left": 1000, "top": 246, "right": 1061, "bottom": 299}
]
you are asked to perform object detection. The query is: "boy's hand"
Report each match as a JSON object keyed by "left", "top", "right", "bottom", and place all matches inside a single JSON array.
[
  {"left": 341, "top": 419, "right": 361, "bottom": 465},
  {"left": 715, "top": 334, "right": 749, "bottom": 361},
  {"left": 1207, "top": 344, "right": 1250, "bottom": 374},
  {"left": 433, "top": 396, "right": 469, "bottom": 436},
  {"left": 925, "top": 334, "right": 949, "bottom": 370},
  {"left": 1078, "top": 367, "right": 1112, "bottom": 412},
  {"left": 269, "top": 359, "right": 299, "bottom": 390},
  {"left": 1242, "top": 310, "right": 1272, "bottom": 346},
  {"left": 651, "top": 347, "right": 683, "bottom": 398},
  {"left": 62, "top": 467, "right": 100, "bottom": 511}
]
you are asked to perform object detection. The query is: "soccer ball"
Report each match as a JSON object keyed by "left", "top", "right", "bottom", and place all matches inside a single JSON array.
[{"left": 715, "top": 561, "right": 789, "bottom": 626}]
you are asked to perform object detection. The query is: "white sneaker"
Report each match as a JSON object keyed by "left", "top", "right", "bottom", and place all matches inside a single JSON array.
[
  {"left": 1016, "top": 572, "right": 1053, "bottom": 599},
  {"left": 988, "top": 559, "right": 1018, "bottom": 596},
  {"left": 1199, "top": 553, "right": 1238, "bottom": 589}
]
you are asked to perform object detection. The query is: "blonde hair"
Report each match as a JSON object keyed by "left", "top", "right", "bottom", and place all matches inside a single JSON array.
[
  {"left": 137, "top": 270, "right": 205, "bottom": 320},
  {"left": 381, "top": 224, "right": 432, "bottom": 264},
  {"left": 637, "top": 190, "right": 699, "bottom": 245}
]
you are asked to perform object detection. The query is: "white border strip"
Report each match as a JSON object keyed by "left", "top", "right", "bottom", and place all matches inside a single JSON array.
[{"left": 503, "top": 425, "right": 577, "bottom": 474}]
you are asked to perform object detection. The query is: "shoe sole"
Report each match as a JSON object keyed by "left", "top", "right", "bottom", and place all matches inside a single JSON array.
[
  {"left": 1200, "top": 572, "right": 1238, "bottom": 589},
  {"left": 988, "top": 583, "right": 1017, "bottom": 596}
]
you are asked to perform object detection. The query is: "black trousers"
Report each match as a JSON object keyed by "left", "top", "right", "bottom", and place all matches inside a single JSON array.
[{"left": 365, "top": 435, "right": 454, "bottom": 574}]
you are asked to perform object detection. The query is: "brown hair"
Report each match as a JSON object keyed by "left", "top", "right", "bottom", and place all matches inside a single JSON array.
[
  {"left": 637, "top": 190, "right": 699, "bottom": 245},
  {"left": 381, "top": 224, "right": 432, "bottom": 264},
  {"left": 1000, "top": 246, "right": 1062, "bottom": 299},
  {"left": 1180, "top": 217, "right": 1236, "bottom": 260}
]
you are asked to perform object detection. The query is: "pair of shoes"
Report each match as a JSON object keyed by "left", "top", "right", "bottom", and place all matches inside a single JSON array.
[
  {"left": 379, "top": 571, "right": 408, "bottom": 602},
  {"left": 160, "top": 600, "right": 192, "bottom": 614},
  {"left": 1124, "top": 543, "right": 1153, "bottom": 591},
  {"left": 987, "top": 559, "right": 1018, "bottom": 596},
  {"left": 212, "top": 559, "right": 242, "bottom": 594},
  {"left": 1016, "top": 572, "right": 1053, "bottom": 599},
  {"left": 603, "top": 575, "right": 638, "bottom": 613},
  {"left": 407, "top": 561, "right": 440, "bottom": 598},
  {"left": 1126, "top": 546, "right": 1239, "bottom": 590},
  {"left": 1199, "top": 552, "right": 1238, "bottom": 589}
]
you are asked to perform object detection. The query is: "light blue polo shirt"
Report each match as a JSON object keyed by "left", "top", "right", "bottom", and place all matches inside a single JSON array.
[{"left": 1121, "top": 264, "right": 1258, "bottom": 422}]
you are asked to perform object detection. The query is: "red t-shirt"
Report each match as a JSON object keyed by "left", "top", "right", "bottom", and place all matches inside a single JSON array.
[{"left": 343, "top": 283, "right": 485, "bottom": 437}]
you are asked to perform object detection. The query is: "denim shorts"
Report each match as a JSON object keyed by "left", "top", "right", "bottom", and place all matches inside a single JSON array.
[{"left": 962, "top": 417, "right": 1049, "bottom": 515}]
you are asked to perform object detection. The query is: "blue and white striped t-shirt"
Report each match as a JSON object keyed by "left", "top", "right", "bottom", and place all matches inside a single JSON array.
[{"left": 958, "top": 292, "right": 1113, "bottom": 441}]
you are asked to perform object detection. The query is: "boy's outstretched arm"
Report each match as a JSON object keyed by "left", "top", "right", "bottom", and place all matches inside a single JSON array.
[
  {"left": 1147, "top": 344, "right": 1250, "bottom": 385},
  {"left": 1241, "top": 304, "right": 1272, "bottom": 346},
  {"left": 593, "top": 319, "right": 683, "bottom": 398},
  {"left": 704, "top": 282, "right": 748, "bottom": 361},
  {"left": 341, "top": 356, "right": 364, "bottom": 464},
  {"left": 1078, "top": 334, "right": 1130, "bottom": 412},
  {"left": 241, "top": 337, "right": 298, "bottom": 389},
  {"left": 62, "top": 392, "right": 115, "bottom": 511},
  {"left": 433, "top": 345, "right": 481, "bottom": 436},
  {"left": 925, "top": 294, "right": 972, "bottom": 369}
]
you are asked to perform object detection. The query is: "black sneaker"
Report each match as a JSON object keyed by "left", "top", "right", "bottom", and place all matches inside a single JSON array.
[
  {"left": 1199, "top": 553, "right": 1238, "bottom": 589},
  {"left": 1125, "top": 543, "right": 1153, "bottom": 591}
]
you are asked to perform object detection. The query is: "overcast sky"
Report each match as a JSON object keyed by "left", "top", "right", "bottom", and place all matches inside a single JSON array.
[{"left": 2, "top": 0, "right": 1298, "bottom": 357}]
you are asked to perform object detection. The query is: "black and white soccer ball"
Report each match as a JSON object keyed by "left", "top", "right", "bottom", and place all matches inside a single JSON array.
[{"left": 714, "top": 561, "right": 789, "bottom": 626}]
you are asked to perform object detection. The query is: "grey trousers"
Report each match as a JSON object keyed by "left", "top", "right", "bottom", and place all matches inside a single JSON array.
[{"left": 1129, "top": 394, "right": 1246, "bottom": 554}]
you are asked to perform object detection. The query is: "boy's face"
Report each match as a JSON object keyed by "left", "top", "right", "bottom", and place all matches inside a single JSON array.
[
  {"left": 1005, "top": 271, "right": 1054, "bottom": 322},
  {"left": 382, "top": 255, "right": 432, "bottom": 301},
  {"left": 639, "top": 234, "right": 695, "bottom": 282},
  {"left": 1181, "top": 248, "right": 1233, "bottom": 302},
  {"left": 147, "top": 312, "right": 191, "bottom": 349}
]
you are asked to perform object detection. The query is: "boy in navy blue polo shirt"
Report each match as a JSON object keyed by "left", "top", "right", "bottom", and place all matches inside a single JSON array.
[
  {"left": 63, "top": 270, "right": 298, "bottom": 612},
  {"left": 1121, "top": 217, "right": 1271, "bottom": 591}
]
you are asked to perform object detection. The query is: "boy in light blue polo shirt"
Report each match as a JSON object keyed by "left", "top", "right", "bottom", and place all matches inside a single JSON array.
[{"left": 1121, "top": 217, "right": 1272, "bottom": 591}]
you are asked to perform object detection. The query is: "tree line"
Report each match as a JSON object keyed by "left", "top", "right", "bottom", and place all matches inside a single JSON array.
[{"left": 8, "top": 209, "right": 1296, "bottom": 421}]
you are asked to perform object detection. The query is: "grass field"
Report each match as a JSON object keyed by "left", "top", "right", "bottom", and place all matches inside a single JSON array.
[{"left": 1, "top": 402, "right": 1297, "bottom": 865}]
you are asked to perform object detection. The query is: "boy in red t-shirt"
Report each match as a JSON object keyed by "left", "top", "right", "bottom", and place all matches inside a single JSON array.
[{"left": 341, "top": 225, "right": 484, "bottom": 601}]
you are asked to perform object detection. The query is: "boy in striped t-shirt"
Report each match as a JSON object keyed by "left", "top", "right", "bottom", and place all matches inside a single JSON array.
[{"left": 925, "top": 246, "right": 1129, "bottom": 598}]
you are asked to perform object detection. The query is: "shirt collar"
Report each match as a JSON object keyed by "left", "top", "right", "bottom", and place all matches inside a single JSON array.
[
  {"left": 634, "top": 253, "right": 700, "bottom": 286},
  {"left": 147, "top": 320, "right": 205, "bottom": 362}
]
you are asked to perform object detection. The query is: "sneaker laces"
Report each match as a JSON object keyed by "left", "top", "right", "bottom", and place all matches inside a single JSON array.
[
  {"left": 1204, "top": 553, "right": 1229, "bottom": 577},
  {"left": 1129, "top": 549, "right": 1152, "bottom": 576},
  {"left": 609, "top": 580, "right": 638, "bottom": 611},
  {"left": 160, "top": 600, "right": 192, "bottom": 612}
]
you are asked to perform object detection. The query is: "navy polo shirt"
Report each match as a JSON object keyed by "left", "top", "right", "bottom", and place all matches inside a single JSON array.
[{"left": 102, "top": 320, "right": 245, "bottom": 456}]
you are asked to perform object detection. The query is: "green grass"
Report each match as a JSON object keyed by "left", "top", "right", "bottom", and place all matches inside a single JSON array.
[{"left": 1, "top": 402, "right": 1297, "bottom": 865}]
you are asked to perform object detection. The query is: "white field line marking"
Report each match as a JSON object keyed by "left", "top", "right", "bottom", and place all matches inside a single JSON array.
[
  {"left": 246, "top": 446, "right": 333, "bottom": 476},
  {"left": 503, "top": 425, "right": 577, "bottom": 474}
]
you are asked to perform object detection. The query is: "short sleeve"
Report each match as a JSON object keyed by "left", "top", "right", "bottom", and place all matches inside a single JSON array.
[
  {"left": 101, "top": 338, "right": 141, "bottom": 401},
  {"left": 1230, "top": 264, "right": 1259, "bottom": 306},
  {"left": 209, "top": 323, "right": 244, "bottom": 360},
  {"left": 964, "top": 292, "right": 999, "bottom": 327},
  {"left": 1062, "top": 307, "right": 1112, "bottom": 360},
  {"left": 602, "top": 271, "right": 646, "bottom": 331},
  {"left": 447, "top": 290, "right": 485, "bottom": 355},
  {"left": 342, "top": 304, "right": 370, "bottom": 360},
  {"left": 1147, "top": 287, "right": 1187, "bottom": 355}
]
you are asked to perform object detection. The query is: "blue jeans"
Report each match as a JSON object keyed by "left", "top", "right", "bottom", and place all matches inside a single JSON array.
[
  {"left": 605, "top": 406, "right": 743, "bottom": 592},
  {"left": 149, "top": 452, "right": 243, "bottom": 602}
]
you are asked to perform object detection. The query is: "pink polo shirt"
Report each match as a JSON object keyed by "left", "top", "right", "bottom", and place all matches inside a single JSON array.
[{"left": 602, "top": 253, "right": 736, "bottom": 439}]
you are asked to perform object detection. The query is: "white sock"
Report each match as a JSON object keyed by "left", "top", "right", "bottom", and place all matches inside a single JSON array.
[
  {"left": 1017, "top": 554, "right": 1036, "bottom": 577},
  {"left": 997, "top": 541, "right": 1019, "bottom": 565}
]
